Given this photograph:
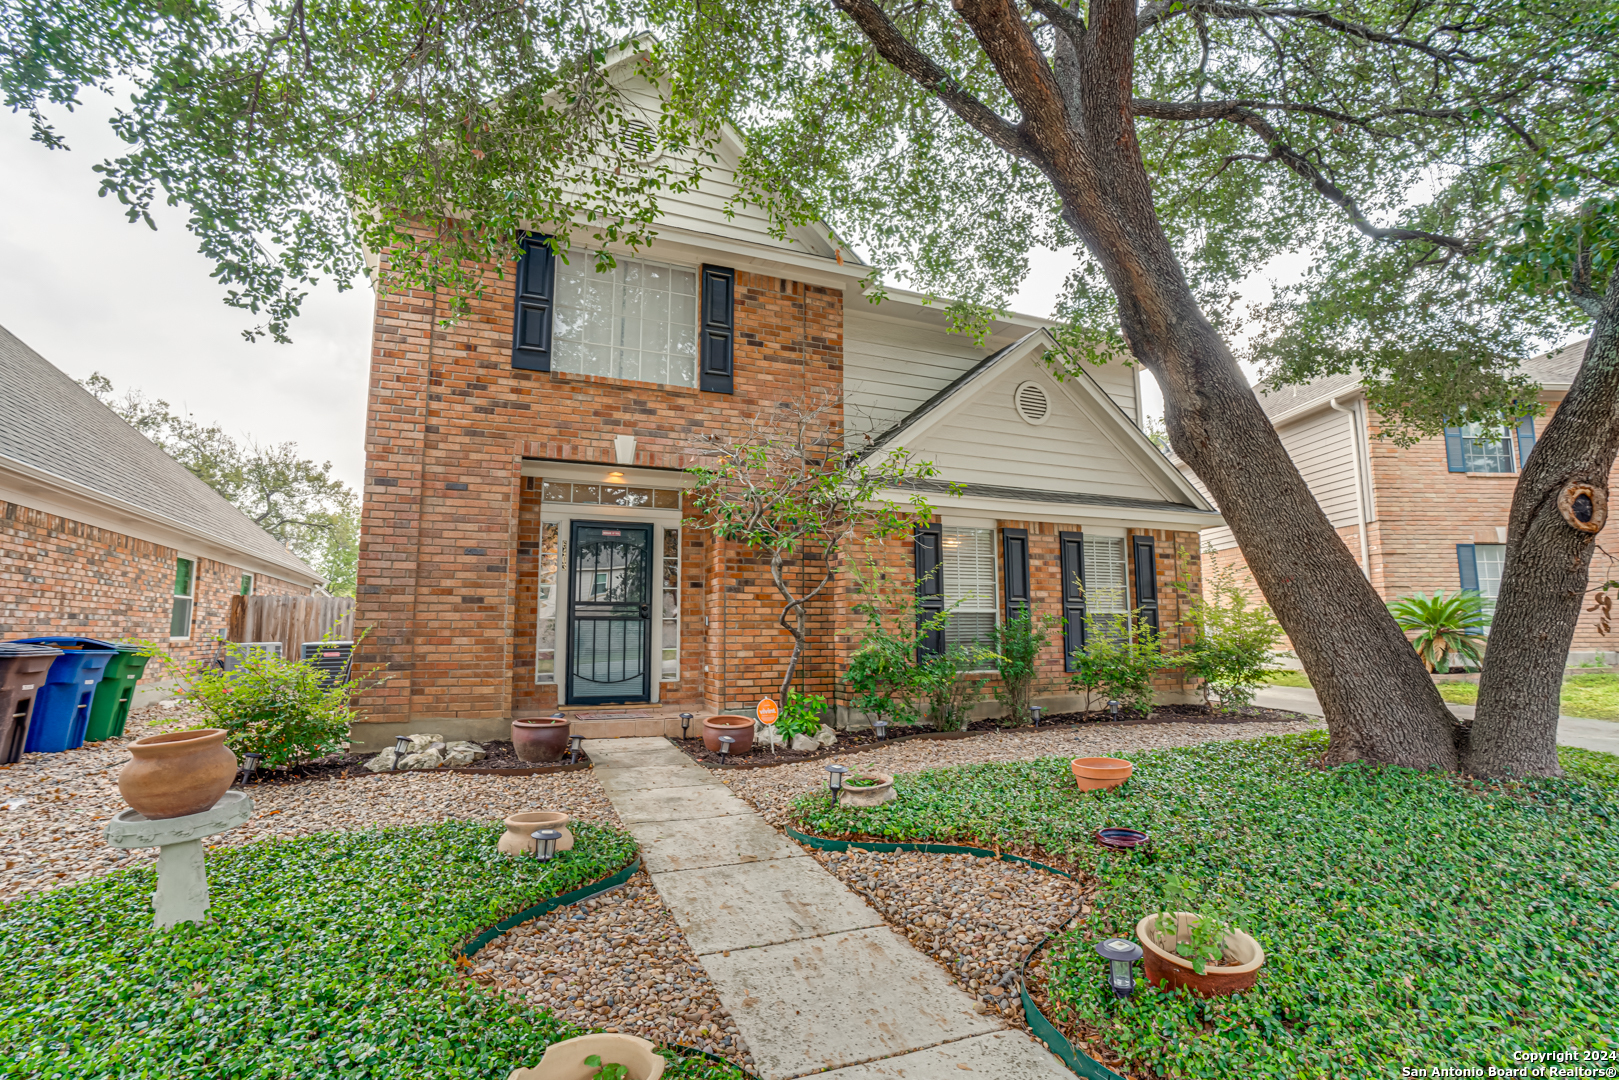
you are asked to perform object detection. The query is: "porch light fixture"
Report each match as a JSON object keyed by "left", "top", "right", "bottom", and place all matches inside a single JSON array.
[
  {"left": 530, "top": 829, "right": 562, "bottom": 861},
  {"left": 568, "top": 734, "right": 584, "bottom": 765},
  {"left": 1108, "top": 699, "right": 1120, "bottom": 719},
  {"left": 1030, "top": 705, "right": 1043, "bottom": 727},
  {"left": 680, "top": 713, "right": 694, "bottom": 740},
  {"left": 717, "top": 735, "right": 734, "bottom": 760},
  {"left": 826, "top": 763, "right": 849, "bottom": 802},
  {"left": 873, "top": 718, "right": 888, "bottom": 740},
  {"left": 392, "top": 735, "right": 412, "bottom": 773},
  {"left": 239, "top": 752, "right": 263, "bottom": 787},
  {"left": 1095, "top": 938, "right": 1143, "bottom": 998}
]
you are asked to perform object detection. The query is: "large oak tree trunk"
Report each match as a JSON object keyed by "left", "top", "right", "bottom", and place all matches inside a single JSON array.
[{"left": 1468, "top": 273, "right": 1619, "bottom": 777}]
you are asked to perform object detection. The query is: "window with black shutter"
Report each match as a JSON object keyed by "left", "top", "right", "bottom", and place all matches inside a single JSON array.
[
  {"left": 1059, "top": 531, "right": 1085, "bottom": 671},
  {"left": 700, "top": 265, "right": 736, "bottom": 394},
  {"left": 1131, "top": 534, "right": 1159, "bottom": 638},
  {"left": 914, "top": 524, "right": 944, "bottom": 658},
  {"left": 1002, "top": 528, "right": 1030, "bottom": 624},
  {"left": 511, "top": 233, "right": 556, "bottom": 371}
]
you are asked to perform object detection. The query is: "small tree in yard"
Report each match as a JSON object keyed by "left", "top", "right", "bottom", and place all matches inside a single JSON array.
[
  {"left": 987, "top": 609, "right": 1059, "bottom": 724},
  {"left": 688, "top": 397, "right": 940, "bottom": 703},
  {"left": 1177, "top": 557, "right": 1286, "bottom": 711}
]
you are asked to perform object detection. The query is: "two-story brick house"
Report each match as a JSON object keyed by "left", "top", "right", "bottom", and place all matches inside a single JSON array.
[
  {"left": 351, "top": 60, "right": 1221, "bottom": 746},
  {"left": 1184, "top": 338, "right": 1615, "bottom": 662}
]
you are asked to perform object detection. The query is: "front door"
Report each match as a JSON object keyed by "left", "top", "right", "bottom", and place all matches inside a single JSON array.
[{"left": 565, "top": 520, "right": 653, "bottom": 704}]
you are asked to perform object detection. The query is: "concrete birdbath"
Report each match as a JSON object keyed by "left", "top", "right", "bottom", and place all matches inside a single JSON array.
[{"left": 105, "top": 790, "right": 253, "bottom": 929}]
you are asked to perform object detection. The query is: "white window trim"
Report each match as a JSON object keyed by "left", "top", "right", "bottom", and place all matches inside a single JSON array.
[{"left": 170, "top": 553, "right": 198, "bottom": 641}]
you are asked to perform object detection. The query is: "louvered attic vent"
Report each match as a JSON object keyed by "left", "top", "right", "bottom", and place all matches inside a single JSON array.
[{"left": 1014, "top": 381, "right": 1050, "bottom": 425}]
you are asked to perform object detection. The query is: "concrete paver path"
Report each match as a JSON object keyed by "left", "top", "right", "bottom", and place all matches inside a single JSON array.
[{"left": 585, "top": 737, "right": 1073, "bottom": 1080}]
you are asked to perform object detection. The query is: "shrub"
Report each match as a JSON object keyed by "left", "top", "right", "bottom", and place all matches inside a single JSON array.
[
  {"left": 775, "top": 690, "right": 828, "bottom": 742},
  {"left": 987, "top": 609, "right": 1058, "bottom": 723},
  {"left": 180, "top": 642, "right": 358, "bottom": 767},
  {"left": 1177, "top": 554, "right": 1285, "bottom": 709},
  {"left": 845, "top": 637, "right": 920, "bottom": 728},
  {"left": 1387, "top": 590, "right": 1487, "bottom": 672},
  {"left": 1068, "top": 610, "right": 1166, "bottom": 715},
  {"left": 913, "top": 644, "right": 985, "bottom": 731}
]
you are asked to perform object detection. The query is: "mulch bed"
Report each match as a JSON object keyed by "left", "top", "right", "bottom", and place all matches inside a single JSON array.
[
  {"left": 669, "top": 703, "right": 1309, "bottom": 769},
  {"left": 239, "top": 740, "right": 591, "bottom": 786}
]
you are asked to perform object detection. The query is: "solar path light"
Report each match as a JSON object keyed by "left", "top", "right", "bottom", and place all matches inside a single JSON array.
[
  {"left": 826, "top": 763, "right": 849, "bottom": 803},
  {"left": 1095, "top": 938, "right": 1143, "bottom": 998},
  {"left": 530, "top": 829, "right": 562, "bottom": 861}
]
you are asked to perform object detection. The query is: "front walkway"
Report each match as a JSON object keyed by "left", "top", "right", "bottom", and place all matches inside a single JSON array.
[
  {"left": 584, "top": 737, "right": 1072, "bottom": 1080},
  {"left": 1252, "top": 686, "right": 1619, "bottom": 755}
]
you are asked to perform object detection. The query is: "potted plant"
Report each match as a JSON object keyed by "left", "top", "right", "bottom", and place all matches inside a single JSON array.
[
  {"left": 512, "top": 716, "right": 570, "bottom": 762},
  {"left": 118, "top": 728, "right": 239, "bottom": 819},
  {"left": 701, "top": 714, "right": 754, "bottom": 754},
  {"left": 839, "top": 771, "right": 895, "bottom": 807},
  {"left": 1134, "top": 875, "right": 1264, "bottom": 997},
  {"left": 497, "top": 811, "right": 574, "bottom": 856},
  {"left": 1070, "top": 756, "right": 1133, "bottom": 790},
  {"left": 507, "top": 1033, "right": 664, "bottom": 1080}
]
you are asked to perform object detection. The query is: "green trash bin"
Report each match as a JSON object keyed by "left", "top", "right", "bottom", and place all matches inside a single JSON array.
[{"left": 85, "top": 646, "right": 154, "bottom": 742}]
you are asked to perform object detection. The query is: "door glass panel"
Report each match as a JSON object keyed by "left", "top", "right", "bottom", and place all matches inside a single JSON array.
[{"left": 569, "top": 523, "right": 651, "bottom": 700}]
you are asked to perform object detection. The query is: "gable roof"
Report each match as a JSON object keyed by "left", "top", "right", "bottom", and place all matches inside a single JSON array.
[
  {"left": 859, "top": 330, "right": 1217, "bottom": 522},
  {"left": 0, "top": 324, "right": 321, "bottom": 585}
]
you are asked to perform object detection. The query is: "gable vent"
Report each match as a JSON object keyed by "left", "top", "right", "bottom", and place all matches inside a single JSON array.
[{"left": 1014, "top": 381, "right": 1050, "bottom": 425}]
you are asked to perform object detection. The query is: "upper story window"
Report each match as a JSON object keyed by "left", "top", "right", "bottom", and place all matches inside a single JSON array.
[
  {"left": 553, "top": 257, "right": 699, "bottom": 388},
  {"left": 1445, "top": 418, "right": 1537, "bottom": 474}
]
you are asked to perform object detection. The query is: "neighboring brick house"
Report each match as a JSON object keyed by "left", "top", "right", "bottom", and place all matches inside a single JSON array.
[
  {"left": 1181, "top": 339, "right": 1614, "bottom": 660},
  {"left": 0, "top": 325, "right": 322, "bottom": 671},
  {"left": 351, "top": 54, "right": 1220, "bottom": 746}
]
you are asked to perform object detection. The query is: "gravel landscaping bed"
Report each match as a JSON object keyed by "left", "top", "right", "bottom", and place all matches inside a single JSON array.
[
  {"left": 810, "top": 847, "right": 1089, "bottom": 1027},
  {"left": 470, "top": 870, "right": 756, "bottom": 1073},
  {"left": 720, "top": 716, "right": 1320, "bottom": 825},
  {"left": 0, "top": 704, "right": 617, "bottom": 902}
]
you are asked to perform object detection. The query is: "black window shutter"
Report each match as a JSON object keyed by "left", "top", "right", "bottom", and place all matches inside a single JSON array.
[
  {"left": 914, "top": 524, "right": 944, "bottom": 658},
  {"left": 1002, "top": 528, "right": 1030, "bottom": 624},
  {"left": 1443, "top": 424, "right": 1467, "bottom": 473},
  {"left": 700, "top": 265, "right": 736, "bottom": 394},
  {"left": 511, "top": 233, "right": 555, "bottom": 372},
  {"left": 1132, "top": 534, "right": 1159, "bottom": 637},
  {"left": 1059, "top": 531, "right": 1086, "bottom": 671}
]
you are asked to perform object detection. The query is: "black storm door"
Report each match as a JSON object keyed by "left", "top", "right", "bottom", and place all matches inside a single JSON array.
[{"left": 565, "top": 521, "right": 653, "bottom": 703}]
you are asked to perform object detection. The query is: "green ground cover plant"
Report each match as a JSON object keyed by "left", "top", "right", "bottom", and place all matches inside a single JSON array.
[
  {"left": 1, "top": 820, "right": 743, "bottom": 1080},
  {"left": 791, "top": 735, "right": 1618, "bottom": 1079}
]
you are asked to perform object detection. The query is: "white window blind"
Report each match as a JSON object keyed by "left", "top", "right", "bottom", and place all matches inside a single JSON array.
[
  {"left": 553, "top": 257, "right": 699, "bottom": 387},
  {"left": 941, "top": 526, "right": 996, "bottom": 649},
  {"left": 1084, "top": 536, "right": 1130, "bottom": 639},
  {"left": 661, "top": 527, "right": 680, "bottom": 682}
]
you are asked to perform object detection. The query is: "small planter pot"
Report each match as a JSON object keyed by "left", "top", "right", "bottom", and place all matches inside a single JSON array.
[
  {"left": 702, "top": 715, "right": 755, "bottom": 754},
  {"left": 839, "top": 772, "right": 895, "bottom": 807},
  {"left": 1135, "top": 911, "right": 1265, "bottom": 997},
  {"left": 507, "top": 1032, "right": 664, "bottom": 1080},
  {"left": 118, "top": 728, "right": 238, "bottom": 820},
  {"left": 512, "top": 719, "right": 570, "bottom": 763},
  {"left": 497, "top": 811, "right": 575, "bottom": 856},
  {"left": 1071, "top": 756, "right": 1133, "bottom": 791}
]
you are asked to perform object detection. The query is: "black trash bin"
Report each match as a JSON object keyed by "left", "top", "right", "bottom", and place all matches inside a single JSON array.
[{"left": 0, "top": 643, "right": 63, "bottom": 764}]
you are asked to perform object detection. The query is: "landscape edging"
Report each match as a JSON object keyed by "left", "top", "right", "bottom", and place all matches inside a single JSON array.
[{"left": 781, "top": 826, "right": 1124, "bottom": 1080}]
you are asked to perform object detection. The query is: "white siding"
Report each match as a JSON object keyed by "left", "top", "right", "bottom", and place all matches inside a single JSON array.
[{"left": 901, "top": 359, "right": 1173, "bottom": 501}]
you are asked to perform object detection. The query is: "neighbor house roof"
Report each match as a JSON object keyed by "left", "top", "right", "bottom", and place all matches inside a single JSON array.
[{"left": 0, "top": 324, "right": 322, "bottom": 585}]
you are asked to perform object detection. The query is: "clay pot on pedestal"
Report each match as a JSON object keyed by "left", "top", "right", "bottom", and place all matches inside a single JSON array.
[
  {"left": 840, "top": 772, "right": 896, "bottom": 808},
  {"left": 118, "top": 728, "right": 238, "bottom": 820},
  {"left": 702, "top": 715, "right": 755, "bottom": 754},
  {"left": 512, "top": 718, "right": 570, "bottom": 763},
  {"left": 1135, "top": 911, "right": 1265, "bottom": 997},
  {"left": 497, "top": 811, "right": 575, "bottom": 856},
  {"left": 1071, "top": 756, "right": 1133, "bottom": 791},
  {"left": 507, "top": 1032, "right": 664, "bottom": 1080}
]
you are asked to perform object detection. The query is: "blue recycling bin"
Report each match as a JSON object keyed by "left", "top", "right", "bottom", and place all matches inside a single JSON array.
[{"left": 8, "top": 637, "right": 119, "bottom": 753}]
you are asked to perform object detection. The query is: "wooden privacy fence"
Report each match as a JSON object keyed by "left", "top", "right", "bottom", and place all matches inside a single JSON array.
[{"left": 226, "top": 595, "right": 355, "bottom": 660}]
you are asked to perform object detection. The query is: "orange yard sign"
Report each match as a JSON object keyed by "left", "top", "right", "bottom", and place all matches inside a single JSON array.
[{"left": 757, "top": 697, "right": 780, "bottom": 725}]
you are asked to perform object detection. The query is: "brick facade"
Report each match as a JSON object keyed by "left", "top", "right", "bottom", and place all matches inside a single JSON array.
[
  {"left": 355, "top": 247, "right": 1207, "bottom": 731},
  {"left": 0, "top": 500, "right": 308, "bottom": 663}
]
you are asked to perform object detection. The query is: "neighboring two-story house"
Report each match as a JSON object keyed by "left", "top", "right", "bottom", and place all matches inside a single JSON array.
[
  {"left": 1181, "top": 338, "right": 1613, "bottom": 661},
  {"left": 351, "top": 53, "right": 1221, "bottom": 746}
]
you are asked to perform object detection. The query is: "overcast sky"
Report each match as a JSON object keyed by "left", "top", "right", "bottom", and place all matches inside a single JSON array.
[{"left": 1, "top": 91, "right": 1300, "bottom": 492}]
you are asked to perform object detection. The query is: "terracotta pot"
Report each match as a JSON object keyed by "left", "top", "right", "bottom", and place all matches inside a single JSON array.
[
  {"left": 118, "top": 728, "right": 238, "bottom": 820},
  {"left": 702, "top": 715, "right": 754, "bottom": 754},
  {"left": 840, "top": 772, "right": 895, "bottom": 808},
  {"left": 512, "top": 718, "right": 570, "bottom": 763},
  {"left": 1071, "top": 756, "right": 1133, "bottom": 791},
  {"left": 498, "top": 811, "right": 575, "bottom": 856},
  {"left": 1136, "top": 911, "right": 1265, "bottom": 997},
  {"left": 507, "top": 1032, "right": 664, "bottom": 1080}
]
